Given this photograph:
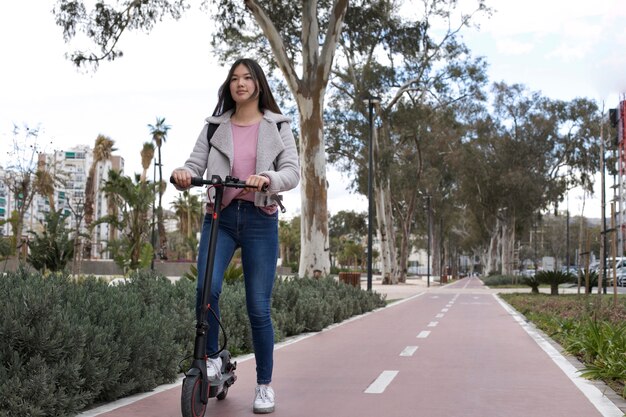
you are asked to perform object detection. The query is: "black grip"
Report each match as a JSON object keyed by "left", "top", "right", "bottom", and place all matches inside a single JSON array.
[{"left": 191, "top": 177, "right": 206, "bottom": 187}]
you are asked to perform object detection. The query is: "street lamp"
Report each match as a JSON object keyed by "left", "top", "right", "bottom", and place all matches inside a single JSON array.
[{"left": 363, "top": 95, "right": 381, "bottom": 291}]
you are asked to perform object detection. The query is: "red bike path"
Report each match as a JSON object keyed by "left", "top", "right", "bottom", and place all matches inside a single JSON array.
[{"left": 78, "top": 277, "right": 626, "bottom": 417}]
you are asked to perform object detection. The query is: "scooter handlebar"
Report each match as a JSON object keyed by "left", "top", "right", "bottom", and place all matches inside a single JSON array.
[{"left": 170, "top": 175, "right": 267, "bottom": 191}]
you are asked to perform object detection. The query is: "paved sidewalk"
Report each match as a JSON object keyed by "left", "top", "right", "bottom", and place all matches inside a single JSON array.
[{"left": 78, "top": 277, "right": 626, "bottom": 417}]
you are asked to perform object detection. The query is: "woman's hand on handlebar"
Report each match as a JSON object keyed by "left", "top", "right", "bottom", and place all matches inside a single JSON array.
[
  {"left": 241, "top": 174, "right": 269, "bottom": 194},
  {"left": 170, "top": 169, "right": 192, "bottom": 189}
]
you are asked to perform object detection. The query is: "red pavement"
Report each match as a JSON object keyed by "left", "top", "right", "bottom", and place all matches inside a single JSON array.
[{"left": 79, "top": 277, "right": 626, "bottom": 417}]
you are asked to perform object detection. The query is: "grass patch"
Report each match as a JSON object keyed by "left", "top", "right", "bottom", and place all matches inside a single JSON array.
[{"left": 501, "top": 293, "right": 626, "bottom": 398}]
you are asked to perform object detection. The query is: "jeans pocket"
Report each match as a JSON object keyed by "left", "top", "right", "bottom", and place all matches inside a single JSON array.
[{"left": 255, "top": 206, "right": 279, "bottom": 219}]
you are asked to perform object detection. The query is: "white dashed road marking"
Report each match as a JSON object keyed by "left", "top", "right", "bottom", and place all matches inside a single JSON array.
[
  {"left": 365, "top": 370, "right": 399, "bottom": 394},
  {"left": 436, "top": 313, "right": 444, "bottom": 318},
  {"left": 400, "top": 346, "right": 419, "bottom": 357},
  {"left": 417, "top": 330, "right": 431, "bottom": 338},
  {"left": 428, "top": 321, "right": 438, "bottom": 327}
]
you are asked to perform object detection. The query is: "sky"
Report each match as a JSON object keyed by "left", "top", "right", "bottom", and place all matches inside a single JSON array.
[{"left": 1, "top": 0, "right": 625, "bottom": 220}]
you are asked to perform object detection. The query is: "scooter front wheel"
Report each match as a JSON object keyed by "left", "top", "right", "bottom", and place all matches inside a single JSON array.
[
  {"left": 216, "top": 384, "right": 229, "bottom": 400},
  {"left": 181, "top": 374, "right": 206, "bottom": 417}
]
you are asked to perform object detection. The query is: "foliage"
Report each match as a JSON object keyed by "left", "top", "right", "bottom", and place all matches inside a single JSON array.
[
  {"left": 329, "top": 211, "right": 366, "bottom": 270},
  {"left": 454, "top": 85, "right": 601, "bottom": 275},
  {"left": 0, "top": 236, "right": 12, "bottom": 259},
  {"left": 535, "top": 270, "right": 576, "bottom": 295},
  {"left": 521, "top": 274, "right": 541, "bottom": 294},
  {"left": 94, "top": 170, "right": 154, "bottom": 272},
  {"left": 0, "top": 268, "right": 194, "bottom": 417},
  {"left": 326, "top": 0, "right": 490, "bottom": 282},
  {"left": 480, "top": 275, "right": 518, "bottom": 286},
  {"left": 170, "top": 190, "right": 203, "bottom": 260},
  {"left": 0, "top": 268, "right": 387, "bottom": 415},
  {"left": 182, "top": 263, "right": 198, "bottom": 282},
  {"left": 53, "top": 0, "right": 187, "bottom": 68},
  {"left": 148, "top": 117, "right": 170, "bottom": 260},
  {"left": 2, "top": 125, "right": 61, "bottom": 259},
  {"left": 582, "top": 270, "right": 598, "bottom": 294},
  {"left": 27, "top": 210, "right": 74, "bottom": 273},
  {"left": 278, "top": 216, "right": 300, "bottom": 267},
  {"left": 223, "top": 263, "right": 244, "bottom": 285},
  {"left": 502, "top": 293, "right": 626, "bottom": 397},
  {"left": 83, "top": 134, "right": 116, "bottom": 259}
]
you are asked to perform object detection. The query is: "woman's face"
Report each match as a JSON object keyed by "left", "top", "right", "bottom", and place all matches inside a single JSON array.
[{"left": 229, "top": 64, "right": 259, "bottom": 105}]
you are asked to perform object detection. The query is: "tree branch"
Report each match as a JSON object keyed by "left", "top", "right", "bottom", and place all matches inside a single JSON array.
[{"left": 245, "top": 0, "right": 301, "bottom": 95}]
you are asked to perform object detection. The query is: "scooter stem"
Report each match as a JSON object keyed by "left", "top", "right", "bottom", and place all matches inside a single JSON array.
[{"left": 193, "top": 177, "right": 225, "bottom": 404}]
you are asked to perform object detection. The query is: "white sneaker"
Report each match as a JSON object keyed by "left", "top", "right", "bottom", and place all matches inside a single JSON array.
[
  {"left": 253, "top": 385, "right": 275, "bottom": 414},
  {"left": 206, "top": 357, "right": 222, "bottom": 381}
]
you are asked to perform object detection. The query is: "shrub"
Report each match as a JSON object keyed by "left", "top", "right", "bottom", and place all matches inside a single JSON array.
[
  {"left": 535, "top": 270, "right": 576, "bottom": 295},
  {"left": 0, "top": 269, "right": 386, "bottom": 416},
  {"left": 502, "top": 293, "right": 626, "bottom": 398},
  {"left": 0, "top": 268, "right": 195, "bottom": 416},
  {"left": 480, "top": 275, "right": 517, "bottom": 286},
  {"left": 582, "top": 270, "right": 598, "bottom": 293},
  {"left": 521, "top": 274, "right": 540, "bottom": 293}
]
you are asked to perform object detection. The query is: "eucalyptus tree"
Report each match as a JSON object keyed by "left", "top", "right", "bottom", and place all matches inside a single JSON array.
[
  {"left": 391, "top": 104, "right": 467, "bottom": 281},
  {"left": 455, "top": 83, "right": 601, "bottom": 275},
  {"left": 326, "top": 0, "right": 489, "bottom": 282},
  {"left": 54, "top": 0, "right": 352, "bottom": 277}
]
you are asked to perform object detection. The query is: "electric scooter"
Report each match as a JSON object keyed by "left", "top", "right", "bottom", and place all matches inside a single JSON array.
[{"left": 171, "top": 174, "right": 252, "bottom": 417}]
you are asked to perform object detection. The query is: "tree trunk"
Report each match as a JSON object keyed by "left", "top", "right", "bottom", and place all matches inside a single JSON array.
[
  {"left": 432, "top": 216, "right": 441, "bottom": 278},
  {"left": 373, "top": 122, "right": 398, "bottom": 284},
  {"left": 244, "top": 0, "right": 348, "bottom": 278},
  {"left": 375, "top": 178, "right": 398, "bottom": 284},
  {"left": 501, "top": 215, "right": 516, "bottom": 275},
  {"left": 396, "top": 196, "right": 416, "bottom": 284},
  {"left": 297, "top": 96, "right": 330, "bottom": 277},
  {"left": 485, "top": 225, "right": 499, "bottom": 276}
]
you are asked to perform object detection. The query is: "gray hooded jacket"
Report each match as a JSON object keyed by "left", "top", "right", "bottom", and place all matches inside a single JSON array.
[{"left": 177, "top": 109, "right": 300, "bottom": 207}]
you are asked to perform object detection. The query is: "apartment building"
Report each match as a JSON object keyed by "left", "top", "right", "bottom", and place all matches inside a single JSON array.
[{"left": 0, "top": 145, "right": 124, "bottom": 259}]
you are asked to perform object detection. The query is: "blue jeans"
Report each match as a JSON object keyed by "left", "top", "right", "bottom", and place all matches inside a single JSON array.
[{"left": 196, "top": 200, "right": 278, "bottom": 385}]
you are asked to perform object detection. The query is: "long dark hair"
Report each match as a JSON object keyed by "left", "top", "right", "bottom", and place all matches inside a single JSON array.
[{"left": 212, "top": 58, "right": 282, "bottom": 116}]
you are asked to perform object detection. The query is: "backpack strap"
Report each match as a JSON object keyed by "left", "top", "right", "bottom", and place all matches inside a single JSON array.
[{"left": 206, "top": 123, "right": 219, "bottom": 148}]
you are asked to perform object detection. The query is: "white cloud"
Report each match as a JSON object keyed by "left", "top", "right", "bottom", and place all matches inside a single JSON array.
[{"left": 494, "top": 38, "right": 534, "bottom": 56}]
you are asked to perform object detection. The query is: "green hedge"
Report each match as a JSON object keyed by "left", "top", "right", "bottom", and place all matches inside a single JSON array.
[
  {"left": 0, "top": 268, "right": 195, "bottom": 417},
  {"left": 0, "top": 269, "right": 385, "bottom": 416}
]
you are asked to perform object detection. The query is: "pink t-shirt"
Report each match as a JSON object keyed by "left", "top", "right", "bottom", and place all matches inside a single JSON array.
[
  {"left": 223, "top": 122, "right": 260, "bottom": 205},
  {"left": 207, "top": 122, "right": 277, "bottom": 215}
]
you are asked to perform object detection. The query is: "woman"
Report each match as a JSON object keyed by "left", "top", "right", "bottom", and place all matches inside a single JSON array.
[{"left": 171, "top": 58, "right": 300, "bottom": 414}]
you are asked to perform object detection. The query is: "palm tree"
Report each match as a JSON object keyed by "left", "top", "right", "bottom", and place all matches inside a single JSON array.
[
  {"left": 84, "top": 134, "right": 116, "bottom": 258},
  {"left": 140, "top": 142, "right": 155, "bottom": 183},
  {"left": 171, "top": 190, "right": 202, "bottom": 259},
  {"left": 34, "top": 155, "right": 65, "bottom": 214},
  {"left": 147, "top": 117, "right": 170, "bottom": 259},
  {"left": 95, "top": 171, "right": 154, "bottom": 271}
]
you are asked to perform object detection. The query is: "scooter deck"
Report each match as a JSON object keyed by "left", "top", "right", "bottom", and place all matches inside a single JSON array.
[{"left": 208, "top": 371, "right": 237, "bottom": 397}]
